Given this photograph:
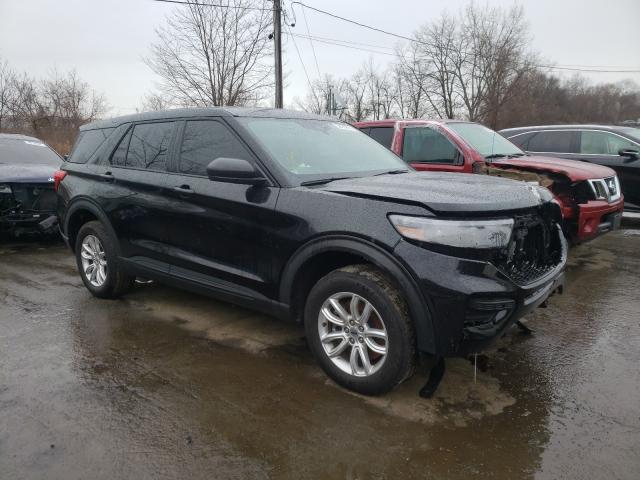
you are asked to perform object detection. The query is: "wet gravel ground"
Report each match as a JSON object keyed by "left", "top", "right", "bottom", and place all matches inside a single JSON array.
[{"left": 1, "top": 230, "right": 639, "bottom": 479}]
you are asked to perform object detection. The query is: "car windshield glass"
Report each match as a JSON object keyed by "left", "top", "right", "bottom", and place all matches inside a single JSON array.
[
  {"left": 0, "top": 138, "right": 61, "bottom": 166},
  {"left": 620, "top": 128, "right": 640, "bottom": 144},
  {"left": 448, "top": 123, "right": 524, "bottom": 158},
  {"left": 237, "top": 117, "right": 408, "bottom": 183}
]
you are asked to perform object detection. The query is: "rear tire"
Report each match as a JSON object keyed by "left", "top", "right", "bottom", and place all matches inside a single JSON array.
[
  {"left": 304, "top": 265, "right": 416, "bottom": 395},
  {"left": 75, "top": 221, "right": 134, "bottom": 299}
]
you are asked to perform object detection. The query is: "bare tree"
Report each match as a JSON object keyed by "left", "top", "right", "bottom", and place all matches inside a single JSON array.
[
  {"left": 146, "top": 0, "right": 273, "bottom": 107},
  {"left": 0, "top": 59, "right": 17, "bottom": 131}
]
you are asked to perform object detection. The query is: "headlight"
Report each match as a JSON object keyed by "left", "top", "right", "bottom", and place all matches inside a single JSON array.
[{"left": 389, "top": 215, "right": 514, "bottom": 249}]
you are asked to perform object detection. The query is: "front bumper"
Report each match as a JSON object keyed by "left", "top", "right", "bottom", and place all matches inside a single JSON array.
[
  {"left": 394, "top": 235, "right": 567, "bottom": 356},
  {"left": 573, "top": 197, "right": 624, "bottom": 242}
]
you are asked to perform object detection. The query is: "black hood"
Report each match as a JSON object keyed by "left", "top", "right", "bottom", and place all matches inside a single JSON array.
[{"left": 322, "top": 172, "right": 552, "bottom": 214}]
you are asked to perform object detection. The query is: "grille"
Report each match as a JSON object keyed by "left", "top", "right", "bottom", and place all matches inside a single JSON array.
[
  {"left": 589, "top": 176, "right": 620, "bottom": 202},
  {"left": 497, "top": 212, "right": 564, "bottom": 286}
]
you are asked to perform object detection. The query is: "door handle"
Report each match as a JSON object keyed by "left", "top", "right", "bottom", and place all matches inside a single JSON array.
[
  {"left": 99, "top": 172, "right": 115, "bottom": 182},
  {"left": 172, "top": 185, "right": 194, "bottom": 195}
]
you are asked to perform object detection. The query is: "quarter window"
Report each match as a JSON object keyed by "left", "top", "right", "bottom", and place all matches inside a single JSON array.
[
  {"left": 178, "top": 120, "right": 251, "bottom": 176},
  {"left": 69, "top": 128, "right": 114, "bottom": 164},
  {"left": 580, "top": 131, "right": 638, "bottom": 155},
  {"left": 528, "top": 131, "right": 575, "bottom": 153},
  {"left": 402, "top": 127, "right": 458, "bottom": 164}
]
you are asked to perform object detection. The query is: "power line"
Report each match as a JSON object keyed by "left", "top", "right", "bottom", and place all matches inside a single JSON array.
[
  {"left": 289, "top": 32, "right": 395, "bottom": 51},
  {"left": 300, "top": 6, "right": 322, "bottom": 78},
  {"left": 150, "top": 0, "right": 272, "bottom": 10},
  {"left": 290, "top": 1, "right": 640, "bottom": 74},
  {"left": 284, "top": 23, "right": 320, "bottom": 106},
  {"left": 285, "top": 32, "right": 396, "bottom": 57}
]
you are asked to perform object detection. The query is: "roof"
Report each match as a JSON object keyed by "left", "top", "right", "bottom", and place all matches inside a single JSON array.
[
  {"left": 500, "top": 124, "right": 625, "bottom": 133},
  {"left": 81, "top": 107, "right": 337, "bottom": 131},
  {"left": 0, "top": 133, "right": 43, "bottom": 142},
  {"left": 353, "top": 119, "right": 474, "bottom": 127}
]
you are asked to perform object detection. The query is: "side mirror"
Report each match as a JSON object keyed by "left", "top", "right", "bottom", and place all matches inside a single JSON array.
[
  {"left": 618, "top": 148, "right": 639, "bottom": 160},
  {"left": 206, "top": 157, "right": 267, "bottom": 185},
  {"left": 63, "top": 154, "right": 69, "bottom": 161}
]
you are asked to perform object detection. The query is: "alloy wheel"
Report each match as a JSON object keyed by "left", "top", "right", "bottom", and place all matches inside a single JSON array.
[
  {"left": 80, "top": 234, "right": 107, "bottom": 287},
  {"left": 317, "top": 292, "right": 388, "bottom": 377}
]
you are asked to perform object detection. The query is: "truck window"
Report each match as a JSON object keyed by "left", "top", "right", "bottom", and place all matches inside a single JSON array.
[
  {"left": 368, "top": 127, "right": 394, "bottom": 149},
  {"left": 402, "top": 127, "right": 458, "bottom": 164}
]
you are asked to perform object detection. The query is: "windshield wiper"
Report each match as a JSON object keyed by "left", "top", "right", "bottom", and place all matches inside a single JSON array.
[
  {"left": 484, "top": 154, "right": 508, "bottom": 160},
  {"left": 300, "top": 176, "right": 352, "bottom": 186},
  {"left": 373, "top": 169, "right": 410, "bottom": 176}
]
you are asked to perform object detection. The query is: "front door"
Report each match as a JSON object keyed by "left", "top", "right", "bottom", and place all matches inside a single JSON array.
[
  {"left": 400, "top": 126, "right": 465, "bottom": 173},
  {"left": 162, "top": 118, "right": 279, "bottom": 298}
]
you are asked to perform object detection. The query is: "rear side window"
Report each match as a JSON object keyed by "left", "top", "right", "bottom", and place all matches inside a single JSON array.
[
  {"left": 178, "top": 120, "right": 251, "bottom": 176},
  {"left": 110, "top": 122, "right": 175, "bottom": 171},
  {"left": 368, "top": 127, "right": 394, "bottom": 149},
  {"left": 68, "top": 128, "right": 114, "bottom": 164},
  {"left": 528, "top": 131, "right": 575, "bottom": 153},
  {"left": 402, "top": 127, "right": 458, "bottom": 164}
]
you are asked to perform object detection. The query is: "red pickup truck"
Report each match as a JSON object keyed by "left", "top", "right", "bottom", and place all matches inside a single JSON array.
[{"left": 355, "top": 120, "right": 624, "bottom": 243}]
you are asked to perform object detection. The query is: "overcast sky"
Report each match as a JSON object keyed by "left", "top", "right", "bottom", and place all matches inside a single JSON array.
[{"left": 1, "top": 0, "right": 638, "bottom": 115}]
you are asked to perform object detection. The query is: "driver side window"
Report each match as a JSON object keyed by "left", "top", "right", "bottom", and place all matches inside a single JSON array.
[
  {"left": 402, "top": 128, "right": 459, "bottom": 164},
  {"left": 580, "top": 131, "right": 638, "bottom": 155}
]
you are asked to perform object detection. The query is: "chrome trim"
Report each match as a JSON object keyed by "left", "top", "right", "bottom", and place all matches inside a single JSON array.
[{"left": 588, "top": 175, "right": 621, "bottom": 203}]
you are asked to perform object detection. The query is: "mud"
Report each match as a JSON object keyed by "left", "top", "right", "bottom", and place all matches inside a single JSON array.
[{"left": 1, "top": 231, "right": 639, "bottom": 479}]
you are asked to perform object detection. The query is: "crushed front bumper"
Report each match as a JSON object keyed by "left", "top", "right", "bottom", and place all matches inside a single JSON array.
[
  {"left": 394, "top": 232, "right": 567, "bottom": 356},
  {"left": 0, "top": 210, "right": 58, "bottom": 236}
]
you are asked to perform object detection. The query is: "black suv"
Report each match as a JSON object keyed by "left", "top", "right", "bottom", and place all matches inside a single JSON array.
[
  {"left": 500, "top": 125, "right": 640, "bottom": 210},
  {"left": 57, "top": 108, "right": 566, "bottom": 395}
]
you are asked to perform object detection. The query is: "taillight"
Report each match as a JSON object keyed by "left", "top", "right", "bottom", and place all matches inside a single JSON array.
[{"left": 53, "top": 170, "right": 67, "bottom": 192}]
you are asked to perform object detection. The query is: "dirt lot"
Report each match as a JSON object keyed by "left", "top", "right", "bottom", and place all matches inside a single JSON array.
[{"left": 1, "top": 230, "right": 639, "bottom": 479}]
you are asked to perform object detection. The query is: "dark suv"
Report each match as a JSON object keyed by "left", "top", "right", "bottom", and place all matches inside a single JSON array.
[
  {"left": 56, "top": 108, "right": 566, "bottom": 395},
  {"left": 500, "top": 125, "right": 640, "bottom": 211}
]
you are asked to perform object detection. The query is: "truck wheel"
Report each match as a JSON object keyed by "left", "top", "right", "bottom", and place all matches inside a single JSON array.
[
  {"left": 75, "top": 221, "right": 134, "bottom": 299},
  {"left": 304, "top": 265, "right": 416, "bottom": 395}
]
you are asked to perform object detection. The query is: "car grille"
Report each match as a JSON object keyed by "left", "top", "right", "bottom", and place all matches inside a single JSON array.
[
  {"left": 589, "top": 176, "right": 620, "bottom": 202},
  {"left": 496, "top": 210, "right": 565, "bottom": 286}
]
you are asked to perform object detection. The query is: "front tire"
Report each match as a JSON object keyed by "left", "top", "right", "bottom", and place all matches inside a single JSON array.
[
  {"left": 304, "top": 265, "right": 416, "bottom": 395},
  {"left": 75, "top": 221, "right": 134, "bottom": 299}
]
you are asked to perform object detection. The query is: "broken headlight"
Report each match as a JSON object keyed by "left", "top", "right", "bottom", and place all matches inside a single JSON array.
[{"left": 389, "top": 215, "right": 514, "bottom": 249}]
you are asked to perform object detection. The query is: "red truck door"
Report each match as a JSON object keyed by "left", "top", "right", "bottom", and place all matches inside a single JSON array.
[{"left": 398, "top": 125, "right": 471, "bottom": 173}]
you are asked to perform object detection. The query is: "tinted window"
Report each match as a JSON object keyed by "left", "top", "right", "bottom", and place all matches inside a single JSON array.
[
  {"left": 528, "top": 131, "right": 575, "bottom": 153},
  {"left": 69, "top": 128, "right": 114, "bottom": 164},
  {"left": 0, "top": 138, "right": 61, "bottom": 166},
  {"left": 110, "top": 127, "right": 132, "bottom": 167},
  {"left": 402, "top": 127, "right": 458, "bottom": 164},
  {"left": 368, "top": 127, "right": 394, "bottom": 148},
  {"left": 125, "top": 122, "right": 174, "bottom": 171},
  {"left": 580, "top": 131, "right": 638, "bottom": 155},
  {"left": 505, "top": 132, "right": 535, "bottom": 150},
  {"left": 179, "top": 120, "right": 251, "bottom": 176}
]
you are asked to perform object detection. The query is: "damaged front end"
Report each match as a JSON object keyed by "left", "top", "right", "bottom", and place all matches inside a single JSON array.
[{"left": 0, "top": 182, "right": 58, "bottom": 237}]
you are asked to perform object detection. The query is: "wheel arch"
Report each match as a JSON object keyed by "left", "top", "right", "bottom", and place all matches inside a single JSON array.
[
  {"left": 279, "top": 235, "right": 436, "bottom": 354},
  {"left": 64, "top": 198, "right": 119, "bottom": 254}
]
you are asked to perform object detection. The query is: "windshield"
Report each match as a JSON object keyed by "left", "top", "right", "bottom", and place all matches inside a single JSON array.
[
  {"left": 448, "top": 123, "right": 524, "bottom": 158},
  {"left": 237, "top": 118, "right": 408, "bottom": 183},
  {"left": 0, "top": 138, "right": 62, "bottom": 166}
]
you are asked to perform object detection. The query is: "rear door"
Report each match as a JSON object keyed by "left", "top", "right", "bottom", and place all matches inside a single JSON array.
[
  {"left": 525, "top": 130, "right": 579, "bottom": 160},
  {"left": 162, "top": 118, "right": 279, "bottom": 299},
  {"left": 95, "top": 121, "right": 178, "bottom": 267},
  {"left": 400, "top": 126, "right": 465, "bottom": 172}
]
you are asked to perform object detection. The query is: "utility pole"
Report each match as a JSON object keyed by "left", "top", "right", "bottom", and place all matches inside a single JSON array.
[{"left": 273, "top": 0, "right": 283, "bottom": 108}]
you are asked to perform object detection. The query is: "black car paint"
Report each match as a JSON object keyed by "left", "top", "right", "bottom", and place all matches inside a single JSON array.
[
  {"left": 501, "top": 125, "right": 640, "bottom": 208},
  {"left": 58, "top": 108, "right": 566, "bottom": 357}
]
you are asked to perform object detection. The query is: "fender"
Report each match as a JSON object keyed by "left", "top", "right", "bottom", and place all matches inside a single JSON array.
[
  {"left": 279, "top": 235, "right": 437, "bottom": 354},
  {"left": 63, "top": 197, "right": 120, "bottom": 254}
]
